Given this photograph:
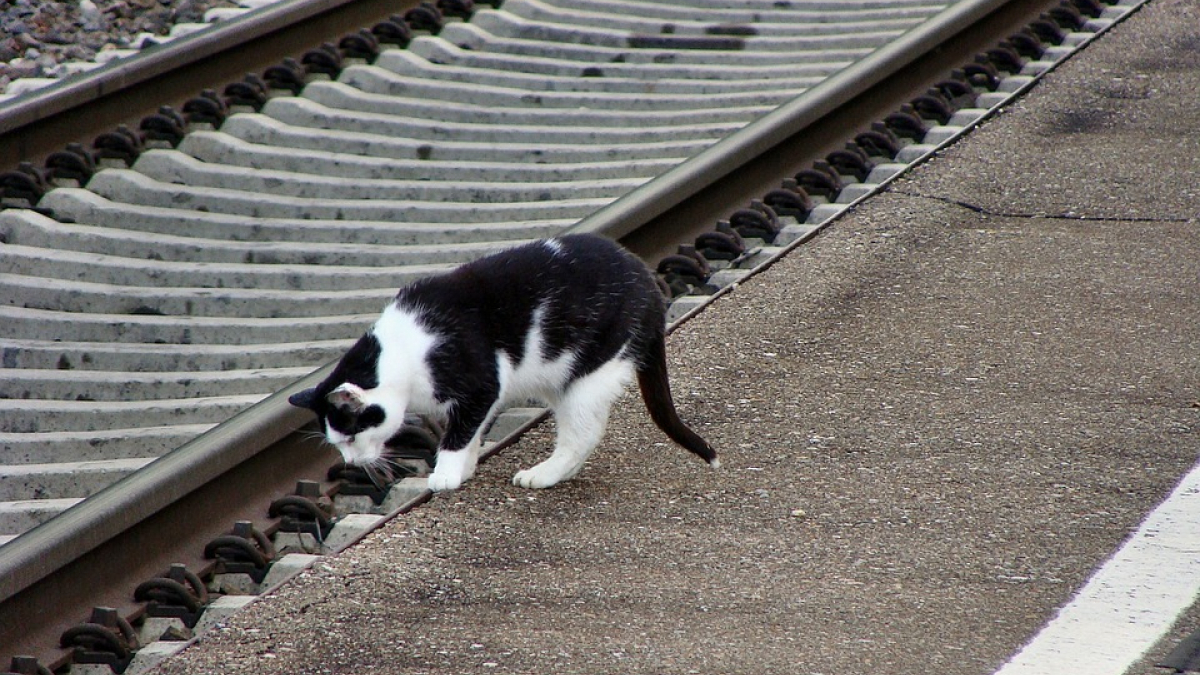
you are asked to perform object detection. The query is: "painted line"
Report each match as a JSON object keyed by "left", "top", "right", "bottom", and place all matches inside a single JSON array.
[{"left": 992, "top": 458, "right": 1200, "bottom": 675}]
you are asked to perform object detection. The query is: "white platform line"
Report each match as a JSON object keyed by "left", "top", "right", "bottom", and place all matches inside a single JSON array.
[{"left": 993, "top": 458, "right": 1200, "bottom": 675}]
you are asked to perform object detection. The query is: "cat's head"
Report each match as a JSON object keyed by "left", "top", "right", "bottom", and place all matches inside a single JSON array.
[{"left": 288, "top": 381, "right": 407, "bottom": 466}]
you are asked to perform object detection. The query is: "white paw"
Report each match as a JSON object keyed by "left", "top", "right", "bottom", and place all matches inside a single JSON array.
[
  {"left": 427, "top": 449, "right": 474, "bottom": 492},
  {"left": 426, "top": 467, "right": 464, "bottom": 492},
  {"left": 512, "top": 461, "right": 576, "bottom": 489},
  {"left": 512, "top": 468, "right": 557, "bottom": 489}
]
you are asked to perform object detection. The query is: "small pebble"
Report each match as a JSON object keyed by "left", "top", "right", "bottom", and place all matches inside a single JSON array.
[{"left": 0, "top": 0, "right": 244, "bottom": 94}]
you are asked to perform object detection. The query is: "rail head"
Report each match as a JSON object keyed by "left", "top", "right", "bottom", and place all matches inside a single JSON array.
[
  {"left": 567, "top": 0, "right": 1016, "bottom": 243},
  {"left": 0, "top": 364, "right": 331, "bottom": 605}
]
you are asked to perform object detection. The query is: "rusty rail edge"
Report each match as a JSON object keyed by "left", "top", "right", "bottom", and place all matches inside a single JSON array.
[
  {"left": 0, "top": 363, "right": 332, "bottom": 605},
  {"left": 0, "top": 0, "right": 1020, "bottom": 611}
]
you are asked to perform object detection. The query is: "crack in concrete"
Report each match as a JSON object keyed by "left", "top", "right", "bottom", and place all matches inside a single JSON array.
[{"left": 890, "top": 189, "right": 1193, "bottom": 225}]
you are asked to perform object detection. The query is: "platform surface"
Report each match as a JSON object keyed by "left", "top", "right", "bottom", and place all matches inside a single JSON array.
[{"left": 157, "top": 2, "right": 1200, "bottom": 673}]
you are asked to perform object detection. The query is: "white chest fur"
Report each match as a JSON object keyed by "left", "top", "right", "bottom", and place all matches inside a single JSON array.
[{"left": 372, "top": 303, "right": 440, "bottom": 413}]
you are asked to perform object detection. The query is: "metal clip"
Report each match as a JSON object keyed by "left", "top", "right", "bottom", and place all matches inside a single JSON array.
[
  {"left": 203, "top": 521, "right": 276, "bottom": 584},
  {"left": 60, "top": 607, "right": 138, "bottom": 673},
  {"left": 134, "top": 564, "right": 209, "bottom": 628}
]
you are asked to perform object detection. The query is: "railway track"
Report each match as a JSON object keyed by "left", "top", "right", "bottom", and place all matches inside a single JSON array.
[{"left": 0, "top": 0, "right": 1143, "bottom": 671}]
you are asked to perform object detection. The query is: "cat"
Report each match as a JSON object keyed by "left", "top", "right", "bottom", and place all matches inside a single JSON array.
[{"left": 288, "top": 233, "right": 718, "bottom": 492}]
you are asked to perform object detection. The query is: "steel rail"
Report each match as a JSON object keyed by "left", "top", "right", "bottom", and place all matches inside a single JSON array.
[
  {"left": 0, "top": 0, "right": 1089, "bottom": 667},
  {"left": 0, "top": 0, "right": 422, "bottom": 170},
  {"left": 0, "top": 419, "right": 342, "bottom": 671},
  {"left": 0, "top": 0, "right": 1046, "bottom": 610},
  {"left": 0, "top": 368, "right": 327, "bottom": 605},
  {"left": 568, "top": 0, "right": 1023, "bottom": 244}
]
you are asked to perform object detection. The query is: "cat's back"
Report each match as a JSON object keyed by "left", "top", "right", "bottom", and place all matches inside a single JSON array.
[
  {"left": 474, "top": 234, "right": 643, "bottom": 285},
  {"left": 404, "top": 234, "right": 651, "bottom": 305},
  {"left": 391, "top": 235, "right": 662, "bottom": 377}
]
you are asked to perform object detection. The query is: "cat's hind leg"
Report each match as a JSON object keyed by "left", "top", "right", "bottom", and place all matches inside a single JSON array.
[{"left": 513, "top": 358, "right": 633, "bottom": 489}]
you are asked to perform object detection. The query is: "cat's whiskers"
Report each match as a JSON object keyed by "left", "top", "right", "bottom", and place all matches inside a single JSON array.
[
  {"left": 358, "top": 461, "right": 384, "bottom": 489},
  {"left": 299, "top": 429, "right": 330, "bottom": 446},
  {"left": 361, "top": 456, "right": 402, "bottom": 488}
]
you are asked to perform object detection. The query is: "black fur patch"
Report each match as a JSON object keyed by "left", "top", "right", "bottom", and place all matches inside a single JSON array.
[
  {"left": 327, "top": 402, "right": 385, "bottom": 437},
  {"left": 389, "top": 235, "right": 663, "bottom": 451},
  {"left": 293, "top": 332, "right": 383, "bottom": 434}
]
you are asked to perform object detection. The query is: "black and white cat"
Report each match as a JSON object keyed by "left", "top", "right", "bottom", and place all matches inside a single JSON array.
[{"left": 289, "top": 233, "right": 718, "bottom": 492}]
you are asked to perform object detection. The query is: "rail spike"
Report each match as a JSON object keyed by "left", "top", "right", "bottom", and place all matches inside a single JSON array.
[
  {"left": 223, "top": 73, "right": 269, "bottom": 111},
  {"left": 372, "top": 16, "right": 413, "bottom": 46},
  {"left": 133, "top": 563, "right": 209, "bottom": 628},
  {"left": 43, "top": 143, "right": 96, "bottom": 187},
  {"left": 763, "top": 179, "right": 813, "bottom": 220},
  {"left": 657, "top": 244, "right": 714, "bottom": 298},
  {"left": 92, "top": 124, "right": 144, "bottom": 167},
  {"left": 203, "top": 521, "right": 277, "bottom": 585},
  {"left": 59, "top": 607, "right": 138, "bottom": 673},
  {"left": 263, "top": 57, "right": 307, "bottom": 95},
  {"left": 437, "top": 0, "right": 476, "bottom": 20},
  {"left": 301, "top": 42, "right": 343, "bottom": 78},
  {"left": 2, "top": 656, "right": 53, "bottom": 675},
  {"left": 405, "top": 2, "right": 445, "bottom": 33},
  {"left": 0, "top": 163, "right": 49, "bottom": 208},
  {"left": 269, "top": 480, "right": 335, "bottom": 540},
  {"left": 139, "top": 106, "right": 186, "bottom": 148},
  {"left": 339, "top": 29, "right": 381, "bottom": 62}
]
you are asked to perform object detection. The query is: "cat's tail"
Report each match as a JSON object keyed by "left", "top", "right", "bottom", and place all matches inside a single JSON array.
[{"left": 636, "top": 331, "right": 720, "bottom": 468}]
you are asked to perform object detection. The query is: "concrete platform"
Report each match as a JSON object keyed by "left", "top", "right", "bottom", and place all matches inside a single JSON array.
[{"left": 156, "top": 2, "right": 1199, "bottom": 674}]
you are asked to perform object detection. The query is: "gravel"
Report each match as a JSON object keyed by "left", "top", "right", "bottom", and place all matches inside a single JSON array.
[
  {"left": 0, "top": 0, "right": 244, "bottom": 94},
  {"left": 149, "top": 2, "right": 1200, "bottom": 671}
]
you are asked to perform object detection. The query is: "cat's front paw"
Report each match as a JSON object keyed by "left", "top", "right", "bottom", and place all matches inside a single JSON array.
[
  {"left": 427, "top": 466, "right": 465, "bottom": 492},
  {"left": 427, "top": 449, "right": 475, "bottom": 492}
]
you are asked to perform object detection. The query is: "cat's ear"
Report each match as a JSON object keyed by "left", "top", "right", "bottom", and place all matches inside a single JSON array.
[
  {"left": 288, "top": 387, "right": 319, "bottom": 410},
  {"left": 326, "top": 383, "right": 368, "bottom": 413}
]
